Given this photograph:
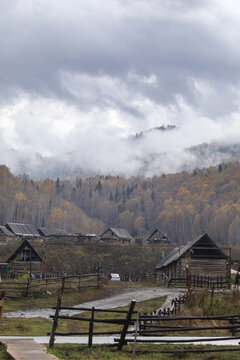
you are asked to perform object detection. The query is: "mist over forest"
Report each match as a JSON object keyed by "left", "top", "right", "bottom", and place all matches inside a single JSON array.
[{"left": 2, "top": 123, "right": 240, "bottom": 180}]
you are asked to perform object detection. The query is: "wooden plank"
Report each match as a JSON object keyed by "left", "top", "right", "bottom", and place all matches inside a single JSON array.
[
  {"left": 134, "top": 348, "right": 240, "bottom": 354},
  {"left": 88, "top": 307, "right": 94, "bottom": 348},
  {"left": 118, "top": 300, "right": 136, "bottom": 351},
  {"left": 139, "top": 314, "right": 240, "bottom": 321},
  {"left": 123, "top": 336, "right": 240, "bottom": 343},
  {"left": 52, "top": 306, "right": 137, "bottom": 314},
  {"left": 49, "top": 315, "right": 134, "bottom": 324},
  {"left": 48, "top": 330, "right": 136, "bottom": 336},
  {"left": 49, "top": 278, "right": 65, "bottom": 348},
  {"left": 138, "top": 324, "right": 240, "bottom": 332}
]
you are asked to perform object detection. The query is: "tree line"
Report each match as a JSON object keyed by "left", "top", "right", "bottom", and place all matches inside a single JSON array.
[{"left": 1, "top": 161, "right": 240, "bottom": 244}]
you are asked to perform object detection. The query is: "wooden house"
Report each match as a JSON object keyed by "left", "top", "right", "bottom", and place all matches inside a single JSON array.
[
  {"left": 100, "top": 227, "right": 133, "bottom": 244},
  {"left": 38, "top": 227, "right": 74, "bottom": 238},
  {"left": 146, "top": 229, "right": 170, "bottom": 244},
  {"left": 6, "top": 239, "right": 43, "bottom": 276},
  {"left": 155, "top": 233, "right": 230, "bottom": 281},
  {"left": 77, "top": 233, "right": 100, "bottom": 244},
  {"left": 6, "top": 222, "right": 40, "bottom": 238},
  {"left": 0, "top": 225, "right": 15, "bottom": 241}
]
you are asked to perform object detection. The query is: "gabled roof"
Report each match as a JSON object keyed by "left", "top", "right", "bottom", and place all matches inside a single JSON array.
[
  {"left": 156, "top": 233, "right": 227, "bottom": 270},
  {"left": 6, "top": 239, "right": 43, "bottom": 263},
  {"left": 101, "top": 227, "right": 133, "bottom": 239},
  {"left": 6, "top": 222, "right": 40, "bottom": 237},
  {"left": 38, "top": 227, "right": 72, "bottom": 237},
  {"left": 0, "top": 225, "right": 14, "bottom": 237},
  {"left": 147, "top": 228, "right": 170, "bottom": 242}
]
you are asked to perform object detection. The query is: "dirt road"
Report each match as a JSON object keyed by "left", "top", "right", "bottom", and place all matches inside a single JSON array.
[{"left": 4, "top": 287, "right": 183, "bottom": 319}]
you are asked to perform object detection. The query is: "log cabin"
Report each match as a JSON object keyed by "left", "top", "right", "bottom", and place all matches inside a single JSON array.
[
  {"left": 155, "top": 233, "right": 230, "bottom": 282},
  {"left": 146, "top": 228, "right": 170, "bottom": 244},
  {"left": 38, "top": 227, "right": 74, "bottom": 238},
  {"left": 100, "top": 227, "right": 133, "bottom": 244},
  {"left": 6, "top": 238, "right": 43, "bottom": 276}
]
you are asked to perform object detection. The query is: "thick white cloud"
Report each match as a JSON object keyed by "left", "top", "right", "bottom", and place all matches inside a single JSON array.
[{"left": 0, "top": 0, "right": 240, "bottom": 176}]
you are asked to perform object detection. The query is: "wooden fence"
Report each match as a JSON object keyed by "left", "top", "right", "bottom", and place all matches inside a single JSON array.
[
  {"left": 47, "top": 290, "right": 240, "bottom": 355},
  {"left": 122, "top": 312, "right": 240, "bottom": 356},
  {"left": 168, "top": 274, "right": 229, "bottom": 289},
  {"left": 155, "top": 293, "right": 188, "bottom": 317},
  {"left": 48, "top": 295, "right": 137, "bottom": 350},
  {"left": 0, "top": 272, "right": 101, "bottom": 297}
]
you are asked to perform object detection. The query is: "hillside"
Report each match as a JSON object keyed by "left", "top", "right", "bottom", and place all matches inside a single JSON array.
[
  {"left": 1, "top": 162, "right": 240, "bottom": 245},
  {"left": 0, "top": 165, "right": 104, "bottom": 234}
]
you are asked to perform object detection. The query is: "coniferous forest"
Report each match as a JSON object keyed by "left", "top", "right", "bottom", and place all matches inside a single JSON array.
[{"left": 1, "top": 161, "right": 240, "bottom": 245}]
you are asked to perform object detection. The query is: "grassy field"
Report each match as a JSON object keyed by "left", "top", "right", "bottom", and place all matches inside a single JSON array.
[
  {"left": 3, "top": 280, "right": 121, "bottom": 312},
  {"left": 48, "top": 344, "right": 240, "bottom": 360},
  {"left": 0, "top": 294, "right": 166, "bottom": 336},
  {"left": 2, "top": 279, "right": 159, "bottom": 312}
]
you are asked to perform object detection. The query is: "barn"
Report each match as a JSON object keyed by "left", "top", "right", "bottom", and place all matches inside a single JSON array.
[
  {"left": 155, "top": 233, "right": 230, "bottom": 284},
  {"left": 100, "top": 227, "right": 133, "bottom": 244},
  {"left": 6, "top": 239, "right": 43, "bottom": 276}
]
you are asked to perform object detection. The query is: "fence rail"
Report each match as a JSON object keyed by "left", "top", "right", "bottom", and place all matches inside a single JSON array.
[
  {"left": 47, "top": 291, "right": 240, "bottom": 355},
  {"left": 0, "top": 272, "right": 101, "bottom": 297},
  {"left": 48, "top": 296, "right": 137, "bottom": 350},
  {"left": 129, "top": 310, "right": 240, "bottom": 356},
  {"left": 168, "top": 274, "right": 229, "bottom": 289}
]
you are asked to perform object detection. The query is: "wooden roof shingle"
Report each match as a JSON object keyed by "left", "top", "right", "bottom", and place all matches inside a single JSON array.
[
  {"left": 38, "top": 227, "right": 72, "bottom": 237},
  {"left": 101, "top": 227, "right": 133, "bottom": 240},
  {"left": 0, "top": 225, "right": 14, "bottom": 237},
  {"left": 6, "top": 222, "right": 40, "bottom": 237}
]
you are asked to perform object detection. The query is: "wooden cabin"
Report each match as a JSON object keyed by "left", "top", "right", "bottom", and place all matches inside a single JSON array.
[
  {"left": 155, "top": 233, "right": 230, "bottom": 282},
  {"left": 0, "top": 225, "right": 15, "bottom": 241},
  {"left": 6, "top": 239, "right": 43, "bottom": 276},
  {"left": 100, "top": 227, "right": 133, "bottom": 244},
  {"left": 38, "top": 227, "right": 74, "bottom": 238},
  {"left": 146, "top": 229, "right": 170, "bottom": 245},
  {"left": 77, "top": 233, "right": 100, "bottom": 244},
  {"left": 6, "top": 222, "right": 40, "bottom": 238}
]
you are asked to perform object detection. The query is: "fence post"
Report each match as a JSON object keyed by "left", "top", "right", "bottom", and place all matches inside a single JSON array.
[
  {"left": 210, "top": 284, "right": 215, "bottom": 306},
  {"left": 25, "top": 278, "right": 31, "bottom": 297},
  {"left": 118, "top": 300, "right": 136, "bottom": 351},
  {"left": 49, "top": 277, "right": 65, "bottom": 348},
  {"left": 132, "top": 311, "right": 139, "bottom": 358},
  {"left": 0, "top": 292, "right": 5, "bottom": 325},
  {"left": 88, "top": 307, "right": 95, "bottom": 348},
  {"left": 97, "top": 268, "right": 101, "bottom": 289}
]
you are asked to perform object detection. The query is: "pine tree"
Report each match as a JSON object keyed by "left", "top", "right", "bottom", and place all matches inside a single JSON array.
[{"left": 95, "top": 180, "right": 102, "bottom": 194}]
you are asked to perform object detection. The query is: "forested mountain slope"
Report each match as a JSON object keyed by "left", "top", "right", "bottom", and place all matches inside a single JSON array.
[
  {"left": 1, "top": 162, "right": 240, "bottom": 245},
  {"left": 0, "top": 165, "right": 104, "bottom": 234}
]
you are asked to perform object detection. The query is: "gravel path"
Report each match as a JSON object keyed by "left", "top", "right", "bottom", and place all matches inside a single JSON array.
[{"left": 4, "top": 287, "right": 182, "bottom": 319}]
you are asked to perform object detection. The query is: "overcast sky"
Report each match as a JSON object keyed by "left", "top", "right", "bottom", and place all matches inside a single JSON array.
[{"left": 1, "top": 0, "right": 240, "bottom": 175}]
